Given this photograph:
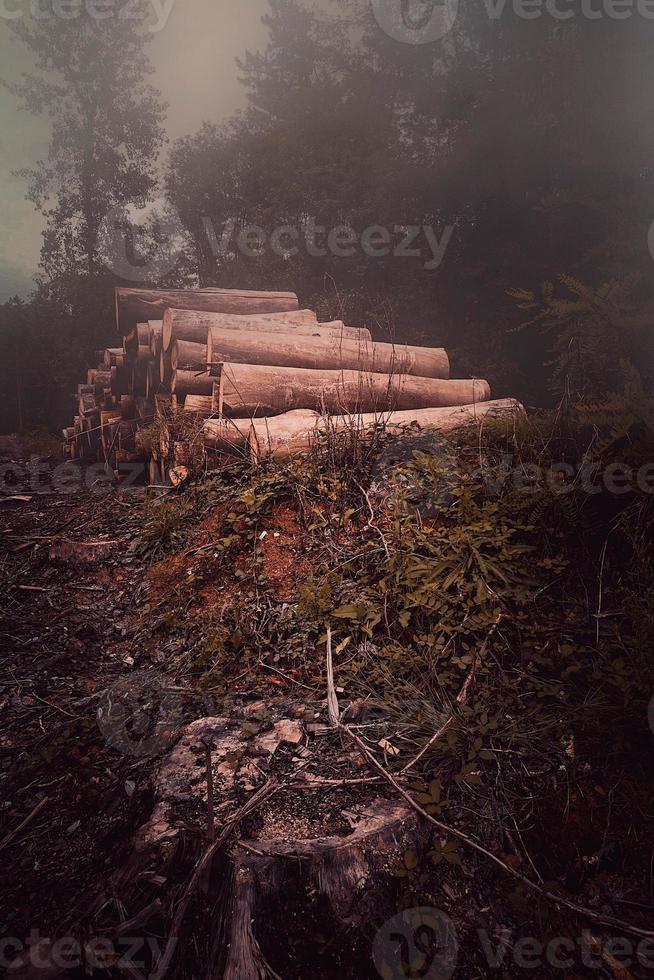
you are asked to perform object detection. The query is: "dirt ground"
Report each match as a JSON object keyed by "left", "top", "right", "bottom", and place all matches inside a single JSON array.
[
  {"left": 2, "top": 455, "right": 654, "bottom": 980},
  {"left": 0, "top": 471, "right": 157, "bottom": 948}
]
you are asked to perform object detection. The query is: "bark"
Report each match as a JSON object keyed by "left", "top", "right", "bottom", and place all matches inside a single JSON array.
[
  {"left": 146, "top": 362, "right": 160, "bottom": 401},
  {"left": 132, "top": 361, "right": 149, "bottom": 398},
  {"left": 159, "top": 349, "right": 173, "bottom": 386},
  {"left": 174, "top": 363, "right": 490, "bottom": 414},
  {"left": 205, "top": 329, "right": 448, "bottom": 378},
  {"left": 79, "top": 393, "right": 97, "bottom": 417},
  {"left": 110, "top": 365, "right": 131, "bottom": 397},
  {"left": 120, "top": 395, "right": 137, "bottom": 420},
  {"left": 103, "top": 348, "right": 125, "bottom": 368},
  {"left": 93, "top": 371, "right": 112, "bottom": 399},
  {"left": 118, "top": 421, "right": 136, "bottom": 452},
  {"left": 171, "top": 340, "right": 208, "bottom": 373},
  {"left": 115, "top": 288, "right": 300, "bottom": 336},
  {"left": 204, "top": 400, "right": 523, "bottom": 457},
  {"left": 125, "top": 322, "right": 153, "bottom": 362},
  {"left": 162, "top": 308, "right": 339, "bottom": 351},
  {"left": 107, "top": 715, "right": 424, "bottom": 980}
]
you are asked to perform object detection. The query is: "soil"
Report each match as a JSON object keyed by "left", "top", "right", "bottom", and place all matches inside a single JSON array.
[{"left": 2, "top": 458, "right": 654, "bottom": 980}]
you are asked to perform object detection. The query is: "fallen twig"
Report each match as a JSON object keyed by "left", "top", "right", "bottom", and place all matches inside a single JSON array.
[
  {"left": 402, "top": 613, "right": 502, "bottom": 774},
  {"left": 349, "top": 727, "right": 653, "bottom": 940},
  {"left": 355, "top": 479, "right": 390, "bottom": 558},
  {"left": 323, "top": 633, "right": 654, "bottom": 942},
  {"left": 0, "top": 796, "right": 50, "bottom": 855},
  {"left": 201, "top": 738, "right": 215, "bottom": 842},
  {"left": 325, "top": 626, "right": 340, "bottom": 726}
]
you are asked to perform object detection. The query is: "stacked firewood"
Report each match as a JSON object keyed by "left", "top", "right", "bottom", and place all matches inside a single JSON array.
[{"left": 63, "top": 287, "right": 524, "bottom": 484}]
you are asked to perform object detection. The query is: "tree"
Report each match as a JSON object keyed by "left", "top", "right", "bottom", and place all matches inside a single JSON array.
[
  {"left": 0, "top": 2, "right": 168, "bottom": 432},
  {"left": 7, "top": 1, "right": 166, "bottom": 293}
]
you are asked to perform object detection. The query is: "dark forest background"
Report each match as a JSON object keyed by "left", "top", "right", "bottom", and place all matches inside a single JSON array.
[{"left": 1, "top": 0, "right": 654, "bottom": 433}]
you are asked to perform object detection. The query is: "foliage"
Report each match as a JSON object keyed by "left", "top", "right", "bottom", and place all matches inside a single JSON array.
[
  {"left": 7, "top": 2, "right": 166, "bottom": 283},
  {"left": 509, "top": 274, "right": 654, "bottom": 405},
  {"left": 0, "top": 2, "right": 168, "bottom": 434}
]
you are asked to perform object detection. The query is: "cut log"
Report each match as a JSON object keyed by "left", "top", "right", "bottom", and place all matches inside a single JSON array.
[
  {"left": 93, "top": 370, "right": 112, "bottom": 399},
  {"left": 124, "top": 322, "right": 152, "bottom": 362},
  {"left": 159, "top": 348, "right": 172, "bottom": 386},
  {"left": 105, "top": 713, "right": 425, "bottom": 980},
  {"left": 206, "top": 328, "right": 448, "bottom": 378},
  {"left": 171, "top": 340, "right": 207, "bottom": 373},
  {"left": 120, "top": 395, "right": 137, "bottom": 420},
  {"left": 79, "top": 393, "right": 97, "bottom": 417},
  {"left": 162, "top": 308, "right": 330, "bottom": 351},
  {"left": 118, "top": 421, "right": 136, "bottom": 452},
  {"left": 116, "top": 288, "right": 300, "bottom": 336},
  {"left": 204, "top": 398, "right": 523, "bottom": 457},
  {"left": 173, "top": 363, "right": 490, "bottom": 415},
  {"left": 171, "top": 370, "right": 215, "bottom": 397},
  {"left": 148, "top": 458, "right": 161, "bottom": 485},
  {"left": 146, "top": 361, "right": 160, "bottom": 401},
  {"left": 103, "top": 348, "right": 125, "bottom": 368},
  {"left": 183, "top": 394, "right": 215, "bottom": 418},
  {"left": 132, "top": 361, "right": 149, "bottom": 399},
  {"left": 110, "top": 365, "right": 131, "bottom": 398}
]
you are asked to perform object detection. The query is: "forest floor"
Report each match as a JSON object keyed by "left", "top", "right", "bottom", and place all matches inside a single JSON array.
[{"left": 1, "top": 434, "right": 654, "bottom": 980}]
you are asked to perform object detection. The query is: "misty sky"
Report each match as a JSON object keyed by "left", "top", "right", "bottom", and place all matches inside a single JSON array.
[{"left": 0, "top": 0, "right": 275, "bottom": 301}]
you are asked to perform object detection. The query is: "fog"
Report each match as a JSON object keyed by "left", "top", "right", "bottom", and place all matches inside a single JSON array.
[{"left": 0, "top": 0, "right": 276, "bottom": 299}]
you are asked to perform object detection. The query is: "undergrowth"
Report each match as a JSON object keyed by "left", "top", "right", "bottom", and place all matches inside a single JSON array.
[
  {"left": 132, "top": 277, "right": 654, "bottom": 957},
  {"left": 136, "top": 408, "right": 654, "bottom": 906}
]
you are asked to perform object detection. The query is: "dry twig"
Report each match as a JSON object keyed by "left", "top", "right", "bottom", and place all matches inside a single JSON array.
[
  {"left": 323, "top": 634, "right": 654, "bottom": 942},
  {"left": 402, "top": 614, "right": 502, "bottom": 773},
  {"left": 150, "top": 780, "right": 278, "bottom": 980},
  {"left": 0, "top": 796, "right": 50, "bottom": 855}
]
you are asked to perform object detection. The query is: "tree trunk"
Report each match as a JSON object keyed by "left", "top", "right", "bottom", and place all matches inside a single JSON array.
[
  {"left": 146, "top": 361, "right": 160, "bottom": 401},
  {"left": 204, "top": 398, "right": 523, "bottom": 456},
  {"left": 125, "top": 322, "right": 152, "bottom": 361},
  {"left": 120, "top": 395, "right": 137, "bottom": 420},
  {"left": 162, "top": 308, "right": 351, "bottom": 351},
  {"left": 159, "top": 349, "right": 173, "bottom": 386},
  {"left": 103, "top": 348, "right": 125, "bottom": 368},
  {"left": 132, "top": 361, "right": 149, "bottom": 398},
  {"left": 115, "top": 288, "right": 300, "bottom": 336},
  {"left": 171, "top": 340, "right": 207, "bottom": 373},
  {"left": 174, "top": 363, "right": 489, "bottom": 414},
  {"left": 95, "top": 714, "right": 426, "bottom": 980},
  {"left": 111, "top": 365, "right": 131, "bottom": 398},
  {"left": 206, "top": 329, "right": 448, "bottom": 378}
]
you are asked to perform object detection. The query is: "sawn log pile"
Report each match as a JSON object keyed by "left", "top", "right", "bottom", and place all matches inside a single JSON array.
[{"left": 63, "top": 287, "right": 524, "bottom": 484}]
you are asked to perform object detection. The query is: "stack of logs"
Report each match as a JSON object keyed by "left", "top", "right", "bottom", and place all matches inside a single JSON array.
[{"left": 63, "top": 287, "right": 524, "bottom": 484}]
